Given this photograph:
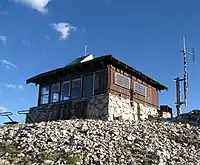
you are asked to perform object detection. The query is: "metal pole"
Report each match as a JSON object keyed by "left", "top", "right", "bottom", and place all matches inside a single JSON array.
[
  {"left": 183, "top": 36, "right": 188, "bottom": 106},
  {"left": 6, "top": 115, "right": 14, "bottom": 122},
  {"left": 175, "top": 77, "right": 182, "bottom": 116}
]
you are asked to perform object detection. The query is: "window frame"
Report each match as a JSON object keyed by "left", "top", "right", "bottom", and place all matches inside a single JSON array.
[
  {"left": 50, "top": 83, "right": 60, "bottom": 103},
  {"left": 39, "top": 85, "right": 50, "bottom": 105},
  {"left": 38, "top": 69, "right": 107, "bottom": 105},
  {"left": 71, "top": 77, "right": 82, "bottom": 99},
  {"left": 82, "top": 73, "right": 94, "bottom": 98},
  {"left": 114, "top": 72, "right": 131, "bottom": 89},
  {"left": 134, "top": 82, "right": 146, "bottom": 97},
  {"left": 60, "top": 80, "right": 71, "bottom": 101},
  {"left": 94, "top": 70, "right": 107, "bottom": 95}
]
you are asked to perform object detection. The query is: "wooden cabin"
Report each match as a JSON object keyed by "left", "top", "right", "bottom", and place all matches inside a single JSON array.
[{"left": 26, "top": 54, "right": 168, "bottom": 123}]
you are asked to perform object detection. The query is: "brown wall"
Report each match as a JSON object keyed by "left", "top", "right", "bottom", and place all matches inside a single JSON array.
[{"left": 108, "top": 65, "right": 159, "bottom": 108}]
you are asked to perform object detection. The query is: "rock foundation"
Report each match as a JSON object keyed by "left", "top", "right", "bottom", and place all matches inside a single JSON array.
[
  {"left": 108, "top": 93, "right": 158, "bottom": 121},
  {"left": 28, "top": 93, "right": 158, "bottom": 123}
]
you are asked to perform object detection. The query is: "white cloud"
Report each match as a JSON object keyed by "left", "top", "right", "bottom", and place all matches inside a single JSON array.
[
  {"left": 18, "top": 85, "right": 24, "bottom": 89},
  {"left": 5, "top": 84, "right": 17, "bottom": 89},
  {"left": 13, "top": 0, "right": 51, "bottom": 14},
  {"left": 51, "top": 22, "right": 77, "bottom": 40},
  {"left": 0, "top": 60, "right": 18, "bottom": 69},
  {"left": 5, "top": 84, "right": 24, "bottom": 90},
  {"left": 0, "top": 36, "right": 7, "bottom": 44},
  {"left": 0, "top": 106, "right": 8, "bottom": 113}
]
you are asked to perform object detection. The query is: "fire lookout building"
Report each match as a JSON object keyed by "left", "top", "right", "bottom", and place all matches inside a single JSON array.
[{"left": 26, "top": 54, "right": 168, "bottom": 123}]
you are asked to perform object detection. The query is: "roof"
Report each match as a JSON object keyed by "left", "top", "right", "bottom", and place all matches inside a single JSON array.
[
  {"left": 67, "top": 54, "right": 94, "bottom": 66},
  {"left": 26, "top": 54, "right": 168, "bottom": 91}
]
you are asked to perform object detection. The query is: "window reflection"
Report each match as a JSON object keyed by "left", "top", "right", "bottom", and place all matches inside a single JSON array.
[
  {"left": 50, "top": 83, "right": 60, "bottom": 103},
  {"left": 71, "top": 78, "right": 82, "bottom": 99},
  {"left": 61, "top": 80, "right": 70, "bottom": 101},
  {"left": 94, "top": 71, "right": 106, "bottom": 95},
  {"left": 83, "top": 74, "right": 93, "bottom": 97},
  {"left": 40, "top": 85, "right": 49, "bottom": 104}
]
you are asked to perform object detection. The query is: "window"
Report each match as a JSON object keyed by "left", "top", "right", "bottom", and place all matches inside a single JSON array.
[
  {"left": 71, "top": 78, "right": 82, "bottom": 99},
  {"left": 94, "top": 70, "right": 106, "bottom": 95},
  {"left": 134, "top": 82, "right": 146, "bottom": 96},
  {"left": 50, "top": 83, "right": 60, "bottom": 103},
  {"left": 83, "top": 74, "right": 93, "bottom": 97},
  {"left": 61, "top": 80, "right": 70, "bottom": 101},
  {"left": 40, "top": 85, "right": 50, "bottom": 104},
  {"left": 114, "top": 72, "right": 130, "bottom": 89}
]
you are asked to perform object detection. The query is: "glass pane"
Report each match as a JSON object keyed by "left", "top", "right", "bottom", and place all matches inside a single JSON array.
[
  {"left": 51, "top": 83, "right": 60, "bottom": 93},
  {"left": 41, "top": 85, "right": 49, "bottom": 95},
  {"left": 41, "top": 94, "right": 49, "bottom": 104},
  {"left": 51, "top": 92, "right": 59, "bottom": 103},
  {"left": 61, "top": 92, "right": 70, "bottom": 101},
  {"left": 83, "top": 74, "right": 93, "bottom": 97},
  {"left": 94, "top": 71, "right": 106, "bottom": 95},
  {"left": 71, "top": 78, "right": 81, "bottom": 99},
  {"left": 61, "top": 81, "right": 70, "bottom": 101}
]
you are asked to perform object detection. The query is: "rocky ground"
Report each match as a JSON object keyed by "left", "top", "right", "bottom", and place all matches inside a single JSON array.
[{"left": 0, "top": 119, "right": 200, "bottom": 165}]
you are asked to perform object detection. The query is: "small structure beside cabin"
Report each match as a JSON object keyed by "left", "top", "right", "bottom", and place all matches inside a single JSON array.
[
  {"left": 26, "top": 54, "right": 168, "bottom": 123},
  {"left": 159, "top": 105, "right": 173, "bottom": 118}
]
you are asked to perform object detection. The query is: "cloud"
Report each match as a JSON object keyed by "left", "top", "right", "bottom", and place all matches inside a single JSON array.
[
  {"left": 0, "top": 106, "right": 8, "bottom": 113},
  {"left": 0, "top": 60, "right": 17, "bottom": 69},
  {"left": 51, "top": 22, "right": 77, "bottom": 40},
  {"left": 5, "top": 84, "right": 17, "bottom": 89},
  {"left": 0, "top": 36, "right": 7, "bottom": 44},
  {"left": 13, "top": 0, "right": 51, "bottom": 14},
  {"left": 5, "top": 84, "right": 24, "bottom": 90},
  {"left": 18, "top": 85, "right": 24, "bottom": 89}
]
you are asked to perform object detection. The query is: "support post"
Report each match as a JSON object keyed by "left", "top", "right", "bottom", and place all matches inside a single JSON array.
[{"left": 174, "top": 77, "right": 183, "bottom": 116}]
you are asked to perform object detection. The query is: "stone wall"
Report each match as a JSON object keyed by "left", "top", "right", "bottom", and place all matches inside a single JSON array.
[
  {"left": 27, "top": 94, "right": 108, "bottom": 123},
  {"left": 108, "top": 94, "right": 136, "bottom": 121},
  {"left": 27, "top": 93, "right": 158, "bottom": 123},
  {"left": 108, "top": 93, "right": 158, "bottom": 121}
]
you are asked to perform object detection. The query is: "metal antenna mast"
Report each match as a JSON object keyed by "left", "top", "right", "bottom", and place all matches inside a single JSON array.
[{"left": 175, "top": 36, "right": 195, "bottom": 116}]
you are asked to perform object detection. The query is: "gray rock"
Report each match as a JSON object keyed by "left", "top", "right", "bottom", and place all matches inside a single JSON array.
[{"left": 0, "top": 119, "right": 199, "bottom": 165}]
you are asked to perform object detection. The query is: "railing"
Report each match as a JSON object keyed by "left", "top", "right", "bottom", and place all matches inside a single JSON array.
[
  {"left": 0, "top": 112, "right": 18, "bottom": 124},
  {"left": 18, "top": 110, "right": 33, "bottom": 123}
]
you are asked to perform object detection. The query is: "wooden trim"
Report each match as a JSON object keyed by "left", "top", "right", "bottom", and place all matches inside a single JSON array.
[
  {"left": 48, "top": 84, "right": 51, "bottom": 104},
  {"left": 38, "top": 85, "right": 42, "bottom": 106},
  {"left": 69, "top": 78, "right": 72, "bottom": 99},
  {"left": 58, "top": 81, "right": 62, "bottom": 102},
  {"left": 92, "top": 72, "right": 95, "bottom": 96},
  {"left": 107, "top": 65, "right": 111, "bottom": 94},
  {"left": 81, "top": 75, "right": 83, "bottom": 98}
]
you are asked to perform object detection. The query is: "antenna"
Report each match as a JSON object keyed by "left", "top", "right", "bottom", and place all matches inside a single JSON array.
[
  {"left": 175, "top": 36, "right": 195, "bottom": 116},
  {"left": 84, "top": 45, "right": 88, "bottom": 56}
]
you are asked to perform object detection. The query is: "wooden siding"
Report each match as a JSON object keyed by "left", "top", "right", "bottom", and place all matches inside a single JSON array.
[{"left": 108, "top": 65, "right": 159, "bottom": 108}]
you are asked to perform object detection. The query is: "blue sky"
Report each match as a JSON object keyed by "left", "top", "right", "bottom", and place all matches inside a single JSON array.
[{"left": 0, "top": 0, "right": 200, "bottom": 124}]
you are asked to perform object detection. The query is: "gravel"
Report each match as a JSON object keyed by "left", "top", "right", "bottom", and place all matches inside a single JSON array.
[{"left": 0, "top": 119, "right": 200, "bottom": 165}]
